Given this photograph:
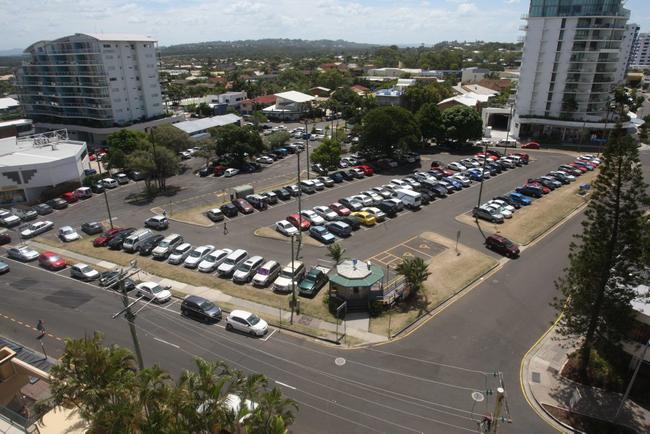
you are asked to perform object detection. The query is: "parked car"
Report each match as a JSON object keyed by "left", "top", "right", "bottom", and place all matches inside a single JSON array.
[
  {"left": 287, "top": 214, "right": 310, "bottom": 231},
  {"left": 298, "top": 267, "right": 329, "bottom": 297},
  {"left": 152, "top": 233, "right": 183, "bottom": 260},
  {"left": 301, "top": 210, "right": 325, "bottom": 226},
  {"left": 0, "top": 211, "right": 20, "bottom": 227},
  {"left": 168, "top": 242, "right": 193, "bottom": 264},
  {"left": 232, "top": 198, "right": 254, "bottom": 214},
  {"left": 448, "top": 162, "right": 467, "bottom": 172},
  {"left": 98, "top": 271, "right": 135, "bottom": 291},
  {"left": 220, "top": 203, "right": 239, "bottom": 218},
  {"left": 32, "top": 203, "right": 53, "bottom": 215},
  {"left": 317, "top": 176, "right": 335, "bottom": 187},
  {"left": 11, "top": 207, "right": 38, "bottom": 222},
  {"left": 507, "top": 192, "right": 533, "bottom": 206},
  {"left": 90, "top": 183, "right": 105, "bottom": 194},
  {"left": 81, "top": 221, "right": 104, "bottom": 235},
  {"left": 7, "top": 246, "right": 39, "bottom": 262},
  {"left": 472, "top": 206, "right": 504, "bottom": 223},
  {"left": 139, "top": 234, "right": 165, "bottom": 256},
  {"left": 309, "top": 226, "right": 336, "bottom": 244},
  {"left": 548, "top": 171, "right": 574, "bottom": 184},
  {"left": 339, "top": 197, "right": 363, "bottom": 211},
  {"left": 272, "top": 261, "right": 306, "bottom": 293},
  {"left": 217, "top": 249, "right": 248, "bottom": 277},
  {"left": 93, "top": 227, "right": 123, "bottom": 247},
  {"left": 145, "top": 215, "right": 169, "bottom": 230},
  {"left": 313, "top": 206, "right": 339, "bottom": 222},
  {"left": 181, "top": 295, "right": 222, "bottom": 323},
  {"left": 260, "top": 191, "right": 278, "bottom": 205},
  {"left": 38, "top": 251, "right": 66, "bottom": 270},
  {"left": 47, "top": 198, "right": 68, "bottom": 210},
  {"left": 184, "top": 245, "right": 215, "bottom": 268},
  {"left": 351, "top": 211, "right": 376, "bottom": 226},
  {"left": 324, "top": 221, "right": 350, "bottom": 238},
  {"left": 225, "top": 310, "right": 268, "bottom": 336},
  {"left": 58, "top": 226, "right": 80, "bottom": 242},
  {"left": 206, "top": 208, "right": 224, "bottom": 222},
  {"left": 224, "top": 168, "right": 239, "bottom": 177},
  {"left": 361, "top": 207, "right": 386, "bottom": 223},
  {"left": 70, "top": 263, "right": 100, "bottom": 281},
  {"left": 516, "top": 184, "right": 543, "bottom": 198},
  {"left": 0, "top": 261, "right": 9, "bottom": 274},
  {"left": 232, "top": 255, "right": 265, "bottom": 283},
  {"left": 198, "top": 249, "right": 232, "bottom": 273},
  {"left": 252, "top": 260, "right": 282, "bottom": 287},
  {"left": 338, "top": 215, "right": 361, "bottom": 230},
  {"left": 102, "top": 178, "right": 119, "bottom": 189},
  {"left": 107, "top": 228, "right": 136, "bottom": 250},
  {"left": 0, "top": 233, "right": 11, "bottom": 246},
  {"left": 485, "top": 234, "right": 520, "bottom": 258},
  {"left": 61, "top": 191, "right": 78, "bottom": 203},
  {"left": 329, "top": 202, "right": 351, "bottom": 217},
  {"left": 521, "top": 141, "right": 540, "bottom": 149},
  {"left": 245, "top": 194, "right": 268, "bottom": 211},
  {"left": 276, "top": 220, "right": 299, "bottom": 237},
  {"left": 136, "top": 281, "right": 172, "bottom": 303},
  {"left": 20, "top": 220, "right": 54, "bottom": 238},
  {"left": 272, "top": 188, "right": 291, "bottom": 201}
]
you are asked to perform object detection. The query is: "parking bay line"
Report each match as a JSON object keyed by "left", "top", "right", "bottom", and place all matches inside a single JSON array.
[
  {"left": 261, "top": 328, "right": 277, "bottom": 342},
  {"left": 154, "top": 337, "right": 180, "bottom": 349}
]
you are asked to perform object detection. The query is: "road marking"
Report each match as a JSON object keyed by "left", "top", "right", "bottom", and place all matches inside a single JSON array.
[
  {"left": 274, "top": 380, "right": 296, "bottom": 390},
  {"left": 154, "top": 337, "right": 180, "bottom": 349},
  {"left": 261, "top": 328, "right": 277, "bottom": 341}
]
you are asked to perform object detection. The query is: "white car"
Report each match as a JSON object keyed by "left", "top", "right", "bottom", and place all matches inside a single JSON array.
[
  {"left": 390, "top": 179, "right": 412, "bottom": 189},
  {"left": 451, "top": 174, "right": 471, "bottom": 187},
  {"left": 101, "top": 178, "right": 119, "bottom": 188},
  {"left": 20, "top": 220, "right": 54, "bottom": 238},
  {"left": 224, "top": 168, "right": 239, "bottom": 177},
  {"left": 448, "top": 162, "right": 467, "bottom": 172},
  {"left": 7, "top": 246, "right": 39, "bottom": 262},
  {"left": 217, "top": 249, "right": 248, "bottom": 277},
  {"left": 361, "top": 207, "right": 386, "bottom": 222},
  {"left": 256, "top": 156, "right": 273, "bottom": 164},
  {"left": 300, "top": 210, "right": 325, "bottom": 226},
  {"left": 184, "top": 245, "right": 215, "bottom": 268},
  {"left": 313, "top": 206, "right": 338, "bottom": 222},
  {"left": 136, "top": 281, "right": 172, "bottom": 303},
  {"left": 168, "top": 243, "right": 193, "bottom": 264},
  {"left": 371, "top": 186, "right": 393, "bottom": 199},
  {"left": 312, "top": 179, "right": 325, "bottom": 190},
  {"left": 403, "top": 177, "right": 422, "bottom": 189},
  {"left": 360, "top": 191, "right": 383, "bottom": 205},
  {"left": 70, "top": 263, "right": 99, "bottom": 281},
  {"left": 272, "top": 261, "right": 305, "bottom": 293},
  {"left": 499, "top": 158, "right": 515, "bottom": 168},
  {"left": 276, "top": 220, "right": 299, "bottom": 237},
  {"left": 350, "top": 195, "right": 373, "bottom": 207},
  {"left": 225, "top": 310, "right": 268, "bottom": 336},
  {"left": 0, "top": 211, "right": 21, "bottom": 227},
  {"left": 484, "top": 203, "right": 512, "bottom": 219},
  {"left": 198, "top": 249, "right": 232, "bottom": 273},
  {"left": 489, "top": 199, "right": 515, "bottom": 213},
  {"left": 550, "top": 170, "right": 576, "bottom": 182},
  {"left": 58, "top": 226, "right": 80, "bottom": 242}
]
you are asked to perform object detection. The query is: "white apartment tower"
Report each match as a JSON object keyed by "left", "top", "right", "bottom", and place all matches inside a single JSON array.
[
  {"left": 513, "top": 0, "right": 634, "bottom": 144},
  {"left": 630, "top": 31, "right": 650, "bottom": 68},
  {"left": 16, "top": 33, "right": 168, "bottom": 145}
]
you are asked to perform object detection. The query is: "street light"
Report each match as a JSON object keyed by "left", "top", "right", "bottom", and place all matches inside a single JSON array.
[{"left": 95, "top": 156, "right": 114, "bottom": 229}]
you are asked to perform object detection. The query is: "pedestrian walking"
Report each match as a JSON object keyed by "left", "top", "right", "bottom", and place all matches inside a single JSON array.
[
  {"left": 223, "top": 221, "right": 228, "bottom": 235},
  {"left": 163, "top": 209, "right": 168, "bottom": 218},
  {"left": 36, "top": 319, "right": 46, "bottom": 338}
]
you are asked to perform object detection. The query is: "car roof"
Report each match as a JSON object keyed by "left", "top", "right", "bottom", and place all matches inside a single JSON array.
[
  {"left": 261, "top": 260, "right": 278, "bottom": 268},
  {"left": 184, "top": 295, "right": 207, "bottom": 304},
  {"left": 175, "top": 242, "right": 192, "bottom": 249},
  {"left": 283, "top": 260, "right": 304, "bottom": 269},
  {"left": 230, "top": 309, "right": 253, "bottom": 319}
]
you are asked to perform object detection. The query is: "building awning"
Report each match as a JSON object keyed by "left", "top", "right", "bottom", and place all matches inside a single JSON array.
[
  {"left": 274, "top": 91, "right": 315, "bottom": 103},
  {"left": 172, "top": 114, "right": 241, "bottom": 135},
  {"left": 329, "top": 260, "right": 384, "bottom": 287}
]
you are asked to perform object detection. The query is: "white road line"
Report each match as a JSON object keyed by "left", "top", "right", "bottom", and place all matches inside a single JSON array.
[
  {"left": 261, "top": 328, "right": 277, "bottom": 341},
  {"left": 154, "top": 337, "right": 180, "bottom": 349},
  {"left": 274, "top": 380, "right": 296, "bottom": 390}
]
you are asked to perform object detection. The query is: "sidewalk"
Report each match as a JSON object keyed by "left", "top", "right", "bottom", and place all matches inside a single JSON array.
[
  {"left": 522, "top": 326, "right": 650, "bottom": 433},
  {"left": 27, "top": 240, "right": 387, "bottom": 345}
]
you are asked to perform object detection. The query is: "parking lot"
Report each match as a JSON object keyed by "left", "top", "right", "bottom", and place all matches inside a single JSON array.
[{"left": 370, "top": 235, "right": 446, "bottom": 271}]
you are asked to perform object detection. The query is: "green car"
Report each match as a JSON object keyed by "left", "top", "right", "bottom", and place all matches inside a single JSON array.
[{"left": 298, "top": 268, "right": 329, "bottom": 297}]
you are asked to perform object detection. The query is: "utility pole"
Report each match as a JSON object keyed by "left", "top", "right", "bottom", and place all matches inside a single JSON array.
[
  {"left": 489, "top": 387, "right": 505, "bottom": 434},
  {"left": 476, "top": 141, "right": 490, "bottom": 210},
  {"left": 296, "top": 149, "right": 303, "bottom": 257},
  {"left": 289, "top": 234, "right": 296, "bottom": 325},
  {"left": 615, "top": 338, "right": 649, "bottom": 419},
  {"left": 112, "top": 262, "right": 144, "bottom": 370},
  {"left": 304, "top": 116, "right": 310, "bottom": 179},
  {"left": 95, "top": 157, "right": 114, "bottom": 229}
]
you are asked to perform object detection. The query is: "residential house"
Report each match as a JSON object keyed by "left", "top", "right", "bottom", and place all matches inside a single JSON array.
[{"left": 263, "top": 91, "right": 315, "bottom": 121}]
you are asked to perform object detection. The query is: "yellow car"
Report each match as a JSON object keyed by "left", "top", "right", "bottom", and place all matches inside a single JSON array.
[{"left": 351, "top": 211, "right": 376, "bottom": 226}]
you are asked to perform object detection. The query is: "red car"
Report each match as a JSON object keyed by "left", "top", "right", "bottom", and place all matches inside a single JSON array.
[
  {"left": 354, "top": 165, "right": 374, "bottom": 176},
  {"left": 38, "top": 251, "right": 66, "bottom": 270},
  {"left": 485, "top": 234, "right": 520, "bottom": 258},
  {"left": 232, "top": 198, "right": 254, "bottom": 214},
  {"left": 93, "top": 227, "right": 123, "bottom": 247},
  {"left": 430, "top": 160, "right": 443, "bottom": 169},
  {"left": 512, "top": 152, "right": 529, "bottom": 164},
  {"left": 61, "top": 191, "right": 78, "bottom": 203},
  {"left": 287, "top": 214, "right": 310, "bottom": 231},
  {"left": 526, "top": 181, "right": 551, "bottom": 194},
  {"left": 89, "top": 153, "right": 97, "bottom": 161},
  {"left": 521, "top": 142, "right": 540, "bottom": 149},
  {"left": 214, "top": 165, "right": 226, "bottom": 176},
  {"left": 569, "top": 162, "right": 589, "bottom": 173},
  {"left": 475, "top": 152, "right": 498, "bottom": 161},
  {"left": 329, "top": 202, "right": 351, "bottom": 216}
]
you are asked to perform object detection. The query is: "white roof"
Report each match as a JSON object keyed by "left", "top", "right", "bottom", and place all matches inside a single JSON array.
[
  {"left": 0, "top": 97, "right": 19, "bottom": 110},
  {"left": 438, "top": 93, "right": 491, "bottom": 108},
  {"left": 0, "top": 135, "right": 85, "bottom": 167},
  {"left": 275, "top": 91, "right": 315, "bottom": 103},
  {"left": 173, "top": 114, "right": 241, "bottom": 135},
  {"left": 632, "top": 285, "right": 650, "bottom": 317},
  {"left": 83, "top": 33, "right": 156, "bottom": 42}
]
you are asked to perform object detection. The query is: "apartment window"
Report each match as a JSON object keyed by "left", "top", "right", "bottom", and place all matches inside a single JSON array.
[
  {"left": 561, "top": 18, "right": 566, "bottom": 29},
  {"left": 110, "top": 77, "right": 117, "bottom": 82},
  {"left": 546, "top": 102, "right": 552, "bottom": 111},
  {"left": 153, "top": 103, "right": 160, "bottom": 107},
  {"left": 559, "top": 30, "right": 564, "bottom": 41},
  {"left": 103, "top": 44, "right": 111, "bottom": 48},
  {"left": 130, "top": 44, "right": 135, "bottom": 49}
]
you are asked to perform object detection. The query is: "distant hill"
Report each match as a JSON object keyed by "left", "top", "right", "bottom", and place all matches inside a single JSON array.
[
  {"left": 160, "top": 38, "right": 378, "bottom": 58},
  {"left": 0, "top": 48, "right": 23, "bottom": 57}
]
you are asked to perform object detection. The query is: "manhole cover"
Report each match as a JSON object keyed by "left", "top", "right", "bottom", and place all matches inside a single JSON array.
[
  {"left": 471, "top": 391, "right": 485, "bottom": 402},
  {"left": 334, "top": 357, "right": 346, "bottom": 366}
]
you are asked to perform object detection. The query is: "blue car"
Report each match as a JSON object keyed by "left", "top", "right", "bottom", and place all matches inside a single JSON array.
[
  {"left": 466, "top": 169, "right": 483, "bottom": 181},
  {"left": 329, "top": 172, "right": 344, "bottom": 183},
  {"left": 444, "top": 177, "right": 463, "bottom": 190},
  {"left": 508, "top": 191, "right": 532, "bottom": 206},
  {"left": 309, "top": 226, "right": 336, "bottom": 244}
]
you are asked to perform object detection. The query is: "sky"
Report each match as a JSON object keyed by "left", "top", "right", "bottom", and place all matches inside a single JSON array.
[{"left": 0, "top": 0, "right": 649, "bottom": 51}]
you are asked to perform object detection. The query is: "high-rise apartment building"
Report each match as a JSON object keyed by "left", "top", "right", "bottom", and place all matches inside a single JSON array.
[
  {"left": 513, "top": 0, "right": 634, "bottom": 143},
  {"left": 16, "top": 33, "right": 178, "bottom": 146},
  {"left": 630, "top": 31, "right": 650, "bottom": 68}
]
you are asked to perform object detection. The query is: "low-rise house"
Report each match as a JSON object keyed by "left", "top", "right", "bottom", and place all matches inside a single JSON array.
[{"left": 263, "top": 91, "right": 315, "bottom": 121}]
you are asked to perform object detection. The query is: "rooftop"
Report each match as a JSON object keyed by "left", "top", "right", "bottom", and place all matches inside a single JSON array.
[
  {"left": 0, "top": 130, "right": 86, "bottom": 167},
  {"left": 275, "top": 91, "right": 315, "bottom": 103},
  {"left": 330, "top": 259, "right": 384, "bottom": 287},
  {"left": 632, "top": 285, "right": 650, "bottom": 318},
  {"left": 82, "top": 33, "right": 157, "bottom": 42},
  {"left": 0, "top": 97, "right": 19, "bottom": 111},
  {"left": 173, "top": 114, "right": 241, "bottom": 135}
]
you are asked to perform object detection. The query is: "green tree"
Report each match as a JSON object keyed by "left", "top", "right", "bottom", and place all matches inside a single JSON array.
[
  {"left": 326, "top": 242, "right": 346, "bottom": 264},
  {"left": 310, "top": 138, "right": 342, "bottom": 171},
  {"left": 395, "top": 256, "right": 431, "bottom": 303},
  {"left": 440, "top": 105, "right": 482, "bottom": 145},
  {"left": 552, "top": 123, "right": 648, "bottom": 380},
  {"left": 250, "top": 110, "right": 268, "bottom": 128},
  {"left": 126, "top": 148, "right": 157, "bottom": 191},
  {"left": 402, "top": 82, "right": 452, "bottom": 113},
  {"left": 212, "top": 124, "right": 265, "bottom": 165},
  {"left": 195, "top": 102, "right": 214, "bottom": 117},
  {"left": 416, "top": 103, "right": 444, "bottom": 144},
  {"left": 151, "top": 124, "right": 193, "bottom": 153},
  {"left": 266, "top": 131, "right": 291, "bottom": 149},
  {"left": 194, "top": 138, "right": 216, "bottom": 168},
  {"left": 359, "top": 106, "right": 420, "bottom": 158},
  {"left": 105, "top": 129, "right": 150, "bottom": 170}
]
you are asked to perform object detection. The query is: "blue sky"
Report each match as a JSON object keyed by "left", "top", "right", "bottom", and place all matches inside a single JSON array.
[{"left": 0, "top": 0, "right": 649, "bottom": 50}]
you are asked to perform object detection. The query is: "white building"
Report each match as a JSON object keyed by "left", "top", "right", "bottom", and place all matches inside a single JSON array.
[
  {"left": 461, "top": 67, "right": 490, "bottom": 84},
  {"left": 16, "top": 33, "right": 175, "bottom": 146},
  {"left": 0, "top": 130, "right": 89, "bottom": 204},
  {"left": 0, "top": 97, "right": 20, "bottom": 115},
  {"left": 630, "top": 30, "right": 650, "bottom": 68},
  {"left": 263, "top": 91, "right": 315, "bottom": 121},
  {"left": 513, "top": 0, "right": 635, "bottom": 144},
  {"left": 172, "top": 114, "right": 241, "bottom": 140}
]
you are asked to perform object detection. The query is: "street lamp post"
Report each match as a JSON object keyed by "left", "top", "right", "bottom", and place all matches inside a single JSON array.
[
  {"left": 304, "top": 117, "right": 310, "bottom": 179},
  {"left": 95, "top": 157, "right": 114, "bottom": 229},
  {"left": 289, "top": 234, "right": 297, "bottom": 325}
]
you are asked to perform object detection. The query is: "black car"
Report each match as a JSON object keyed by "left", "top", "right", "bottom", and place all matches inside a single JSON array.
[
  {"left": 220, "top": 203, "right": 239, "bottom": 218},
  {"left": 422, "top": 182, "right": 447, "bottom": 198},
  {"left": 419, "top": 190, "right": 433, "bottom": 205},
  {"left": 47, "top": 198, "right": 68, "bottom": 210},
  {"left": 493, "top": 195, "right": 521, "bottom": 209},
  {"left": 0, "top": 233, "right": 11, "bottom": 245},
  {"left": 81, "top": 221, "right": 104, "bottom": 235},
  {"left": 338, "top": 215, "right": 361, "bottom": 230},
  {"left": 377, "top": 200, "right": 399, "bottom": 217},
  {"left": 181, "top": 295, "right": 222, "bottom": 323},
  {"left": 335, "top": 170, "right": 354, "bottom": 181},
  {"left": 272, "top": 188, "right": 291, "bottom": 201},
  {"left": 98, "top": 271, "right": 136, "bottom": 291},
  {"left": 128, "top": 170, "right": 145, "bottom": 181},
  {"left": 198, "top": 166, "right": 211, "bottom": 177},
  {"left": 91, "top": 183, "right": 105, "bottom": 194},
  {"left": 32, "top": 203, "right": 53, "bottom": 215},
  {"left": 107, "top": 228, "right": 135, "bottom": 250},
  {"left": 139, "top": 234, "right": 165, "bottom": 256}
]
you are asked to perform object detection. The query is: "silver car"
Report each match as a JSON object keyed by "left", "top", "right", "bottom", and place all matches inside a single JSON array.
[
  {"left": 168, "top": 243, "right": 192, "bottom": 265},
  {"left": 70, "top": 263, "right": 100, "bottom": 281},
  {"left": 7, "top": 246, "right": 39, "bottom": 262},
  {"left": 184, "top": 245, "right": 215, "bottom": 268}
]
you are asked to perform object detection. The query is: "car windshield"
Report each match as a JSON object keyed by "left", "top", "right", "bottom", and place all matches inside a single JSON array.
[
  {"left": 158, "top": 241, "right": 170, "bottom": 248},
  {"left": 204, "top": 255, "right": 217, "bottom": 263},
  {"left": 190, "top": 250, "right": 202, "bottom": 258},
  {"left": 246, "top": 314, "right": 260, "bottom": 325},
  {"left": 258, "top": 268, "right": 270, "bottom": 276},
  {"left": 172, "top": 247, "right": 187, "bottom": 254},
  {"left": 48, "top": 255, "right": 61, "bottom": 262},
  {"left": 238, "top": 262, "right": 253, "bottom": 272},
  {"left": 62, "top": 228, "right": 73, "bottom": 234},
  {"left": 280, "top": 268, "right": 298, "bottom": 278},
  {"left": 224, "top": 258, "right": 237, "bottom": 265},
  {"left": 150, "top": 285, "right": 163, "bottom": 294},
  {"left": 200, "top": 301, "right": 216, "bottom": 311},
  {"left": 502, "top": 239, "right": 514, "bottom": 247},
  {"left": 80, "top": 266, "right": 93, "bottom": 273}
]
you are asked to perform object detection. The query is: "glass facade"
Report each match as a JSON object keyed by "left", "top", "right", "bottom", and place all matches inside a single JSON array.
[{"left": 529, "top": 0, "right": 627, "bottom": 18}]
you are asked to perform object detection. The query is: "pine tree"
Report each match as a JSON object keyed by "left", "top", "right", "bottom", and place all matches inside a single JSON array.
[{"left": 552, "top": 123, "right": 647, "bottom": 379}]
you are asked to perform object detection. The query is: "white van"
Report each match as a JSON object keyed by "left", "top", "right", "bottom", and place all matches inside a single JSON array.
[
  {"left": 299, "top": 180, "right": 316, "bottom": 194},
  {"left": 217, "top": 249, "right": 248, "bottom": 277},
  {"left": 395, "top": 188, "right": 421, "bottom": 210},
  {"left": 122, "top": 228, "right": 154, "bottom": 253}
]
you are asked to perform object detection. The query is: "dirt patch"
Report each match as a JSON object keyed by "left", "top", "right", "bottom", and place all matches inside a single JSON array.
[
  {"left": 542, "top": 405, "right": 636, "bottom": 434},
  {"left": 455, "top": 170, "right": 598, "bottom": 245},
  {"left": 254, "top": 226, "right": 324, "bottom": 248},
  {"left": 369, "top": 231, "right": 498, "bottom": 336},
  {"left": 34, "top": 236, "right": 336, "bottom": 325}
]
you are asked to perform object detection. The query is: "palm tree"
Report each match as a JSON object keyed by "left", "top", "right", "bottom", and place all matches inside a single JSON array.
[
  {"left": 395, "top": 256, "right": 431, "bottom": 303},
  {"left": 326, "top": 242, "right": 346, "bottom": 264},
  {"left": 246, "top": 387, "right": 298, "bottom": 433}
]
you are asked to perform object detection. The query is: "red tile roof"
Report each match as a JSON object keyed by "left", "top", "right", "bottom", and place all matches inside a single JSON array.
[{"left": 254, "top": 95, "right": 277, "bottom": 105}]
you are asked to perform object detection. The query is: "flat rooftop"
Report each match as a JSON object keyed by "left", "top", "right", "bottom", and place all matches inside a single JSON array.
[
  {"left": 0, "top": 133, "right": 85, "bottom": 167},
  {"left": 173, "top": 113, "right": 241, "bottom": 135}
]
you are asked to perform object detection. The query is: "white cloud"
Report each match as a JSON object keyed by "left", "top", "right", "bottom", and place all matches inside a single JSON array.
[{"left": 456, "top": 3, "right": 478, "bottom": 15}]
